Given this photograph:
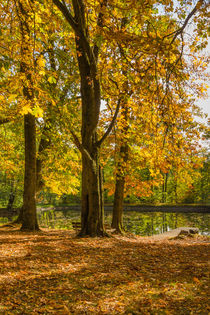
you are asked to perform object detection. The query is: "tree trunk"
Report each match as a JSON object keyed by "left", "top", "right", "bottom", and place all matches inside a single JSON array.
[
  {"left": 36, "top": 122, "right": 52, "bottom": 193},
  {"left": 111, "top": 90, "right": 129, "bottom": 232},
  {"left": 161, "top": 172, "right": 168, "bottom": 203},
  {"left": 111, "top": 31, "right": 129, "bottom": 232},
  {"left": 15, "top": 120, "right": 51, "bottom": 227},
  {"left": 111, "top": 177, "right": 125, "bottom": 232},
  {"left": 111, "top": 140, "right": 128, "bottom": 232},
  {"left": 80, "top": 138, "right": 105, "bottom": 237},
  {"left": 16, "top": 0, "right": 39, "bottom": 231},
  {"left": 21, "top": 113, "right": 38, "bottom": 231},
  {"left": 52, "top": 0, "right": 113, "bottom": 237},
  {"left": 6, "top": 193, "right": 15, "bottom": 212},
  {"left": 6, "top": 180, "right": 15, "bottom": 211},
  {"left": 14, "top": 41, "right": 55, "bottom": 225}
]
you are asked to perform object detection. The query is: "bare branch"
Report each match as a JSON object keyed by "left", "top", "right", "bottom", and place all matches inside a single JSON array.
[{"left": 171, "top": 0, "right": 205, "bottom": 44}]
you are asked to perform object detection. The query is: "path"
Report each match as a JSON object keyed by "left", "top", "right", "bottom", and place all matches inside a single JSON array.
[{"left": 149, "top": 227, "right": 199, "bottom": 240}]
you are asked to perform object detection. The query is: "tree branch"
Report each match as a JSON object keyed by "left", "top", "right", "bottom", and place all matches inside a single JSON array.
[
  {"left": 93, "top": 0, "right": 108, "bottom": 62},
  {"left": 170, "top": 0, "right": 204, "bottom": 44},
  {"left": 96, "top": 97, "right": 122, "bottom": 147},
  {"left": 52, "top": 0, "right": 78, "bottom": 32},
  {"left": 0, "top": 118, "right": 10, "bottom": 125},
  {"left": 70, "top": 129, "right": 93, "bottom": 161},
  {"left": 55, "top": 0, "right": 97, "bottom": 77}
]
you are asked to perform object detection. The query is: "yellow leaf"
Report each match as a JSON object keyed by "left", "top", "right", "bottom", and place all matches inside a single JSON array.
[
  {"left": 37, "top": 58, "right": 46, "bottom": 68},
  {"left": 20, "top": 106, "right": 32, "bottom": 115},
  {"left": 39, "top": 70, "right": 46, "bottom": 76},
  {"left": 48, "top": 76, "right": 56, "bottom": 84},
  {"left": 8, "top": 94, "right": 17, "bottom": 103},
  {"left": 33, "top": 106, "right": 43, "bottom": 117}
]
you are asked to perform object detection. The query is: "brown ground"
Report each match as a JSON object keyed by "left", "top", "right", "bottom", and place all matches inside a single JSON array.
[{"left": 0, "top": 226, "right": 209, "bottom": 314}]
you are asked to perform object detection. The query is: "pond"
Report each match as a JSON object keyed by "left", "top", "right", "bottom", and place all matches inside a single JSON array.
[
  {"left": 38, "top": 210, "right": 210, "bottom": 235},
  {"left": 0, "top": 210, "right": 209, "bottom": 236}
]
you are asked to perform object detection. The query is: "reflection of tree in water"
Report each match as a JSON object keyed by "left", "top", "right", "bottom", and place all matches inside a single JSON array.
[
  {"left": 183, "top": 213, "right": 210, "bottom": 235},
  {"left": 34, "top": 209, "right": 209, "bottom": 236},
  {"left": 122, "top": 212, "right": 209, "bottom": 236},
  {"left": 162, "top": 213, "right": 167, "bottom": 233},
  {"left": 151, "top": 213, "right": 154, "bottom": 235},
  {"left": 38, "top": 210, "right": 56, "bottom": 228}
]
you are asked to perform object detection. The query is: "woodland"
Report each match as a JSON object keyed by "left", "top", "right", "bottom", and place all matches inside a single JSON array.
[
  {"left": 0, "top": 0, "right": 210, "bottom": 313},
  {"left": 0, "top": 0, "right": 209, "bottom": 235}
]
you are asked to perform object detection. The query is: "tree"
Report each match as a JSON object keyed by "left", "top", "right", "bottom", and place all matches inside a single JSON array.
[
  {"left": 52, "top": 0, "right": 123, "bottom": 236},
  {"left": 13, "top": 0, "right": 38, "bottom": 230},
  {"left": 102, "top": 0, "right": 209, "bottom": 227},
  {"left": 0, "top": 0, "right": 209, "bottom": 235}
]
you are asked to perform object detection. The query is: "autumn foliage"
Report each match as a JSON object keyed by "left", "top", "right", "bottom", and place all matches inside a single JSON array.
[{"left": 0, "top": 1, "right": 209, "bottom": 231}]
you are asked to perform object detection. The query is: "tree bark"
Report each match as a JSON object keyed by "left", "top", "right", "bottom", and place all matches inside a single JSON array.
[
  {"left": 21, "top": 113, "right": 38, "bottom": 231},
  {"left": 52, "top": 0, "right": 117, "bottom": 236},
  {"left": 78, "top": 47, "right": 105, "bottom": 236},
  {"left": 36, "top": 122, "right": 52, "bottom": 193},
  {"left": 72, "top": 1, "right": 107, "bottom": 237},
  {"left": 80, "top": 150, "right": 105, "bottom": 236},
  {"left": 6, "top": 180, "right": 15, "bottom": 211},
  {"left": 161, "top": 172, "right": 168, "bottom": 203},
  {"left": 111, "top": 71, "right": 129, "bottom": 232},
  {"left": 112, "top": 177, "right": 125, "bottom": 233},
  {"left": 111, "top": 139, "right": 129, "bottom": 232},
  {"left": 16, "top": 0, "right": 39, "bottom": 231}
]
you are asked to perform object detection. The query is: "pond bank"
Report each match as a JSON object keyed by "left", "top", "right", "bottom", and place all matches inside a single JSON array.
[
  {"left": 0, "top": 204, "right": 209, "bottom": 218},
  {"left": 51, "top": 204, "right": 210, "bottom": 213}
]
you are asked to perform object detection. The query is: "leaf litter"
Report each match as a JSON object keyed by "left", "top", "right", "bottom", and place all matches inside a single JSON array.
[{"left": 0, "top": 228, "right": 209, "bottom": 314}]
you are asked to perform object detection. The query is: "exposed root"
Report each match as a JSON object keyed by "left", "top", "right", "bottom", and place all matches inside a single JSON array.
[
  {"left": 77, "top": 228, "right": 111, "bottom": 238},
  {"left": 20, "top": 226, "right": 41, "bottom": 232},
  {"left": 0, "top": 222, "right": 21, "bottom": 229},
  {"left": 110, "top": 228, "right": 125, "bottom": 235}
]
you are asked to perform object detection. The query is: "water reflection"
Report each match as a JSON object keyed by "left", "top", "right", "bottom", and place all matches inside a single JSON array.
[
  {"left": 123, "top": 212, "right": 210, "bottom": 236},
  {"left": 36, "top": 210, "right": 210, "bottom": 236},
  {"left": 0, "top": 210, "right": 209, "bottom": 236}
]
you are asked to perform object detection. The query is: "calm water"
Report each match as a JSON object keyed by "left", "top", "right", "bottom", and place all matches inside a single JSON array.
[
  {"left": 37, "top": 210, "right": 209, "bottom": 236},
  {"left": 0, "top": 210, "right": 209, "bottom": 236}
]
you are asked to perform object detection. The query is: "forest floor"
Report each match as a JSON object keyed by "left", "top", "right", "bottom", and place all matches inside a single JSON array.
[{"left": 0, "top": 227, "right": 209, "bottom": 314}]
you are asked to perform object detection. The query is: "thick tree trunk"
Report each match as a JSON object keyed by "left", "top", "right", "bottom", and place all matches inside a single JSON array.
[
  {"left": 21, "top": 113, "right": 39, "bottom": 231},
  {"left": 13, "top": 1, "right": 39, "bottom": 230},
  {"left": 52, "top": 0, "right": 112, "bottom": 237},
  {"left": 14, "top": 118, "right": 51, "bottom": 226},
  {"left": 74, "top": 28, "right": 106, "bottom": 236},
  {"left": 80, "top": 141, "right": 105, "bottom": 236},
  {"left": 15, "top": 122, "right": 50, "bottom": 226}
]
